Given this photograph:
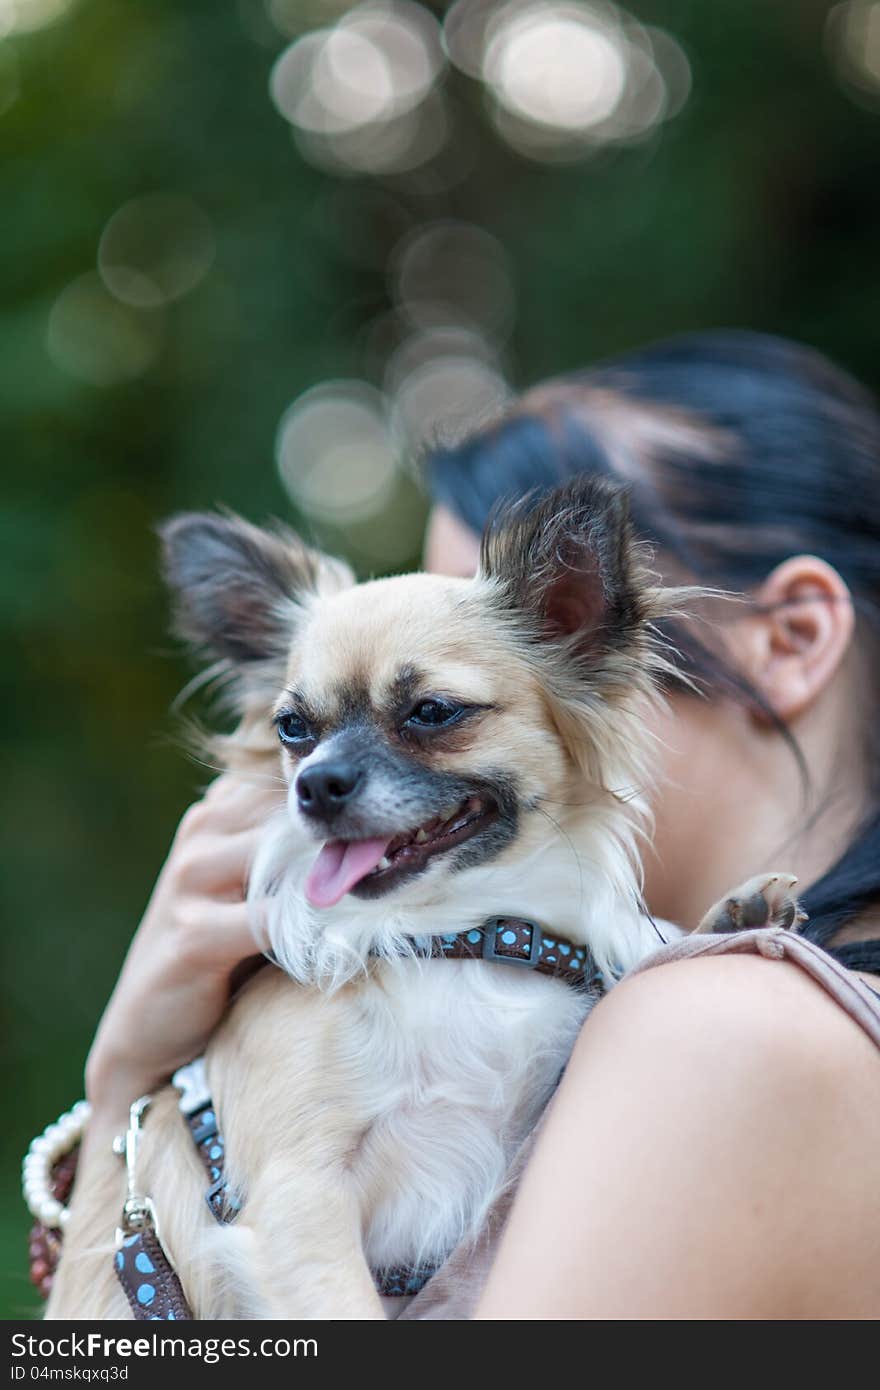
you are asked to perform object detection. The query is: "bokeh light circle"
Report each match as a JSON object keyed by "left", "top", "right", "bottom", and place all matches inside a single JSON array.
[
  {"left": 391, "top": 220, "right": 515, "bottom": 342},
  {"left": 646, "top": 26, "right": 691, "bottom": 120},
  {"left": 386, "top": 328, "right": 510, "bottom": 452},
  {"left": 444, "top": 0, "right": 690, "bottom": 159},
  {"left": 269, "top": 2, "right": 446, "bottom": 173},
  {"left": 443, "top": 0, "right": 497, "bottom": 79},
  {"left": 294, "top": 89, "right": 449, "bottom": 175},
  {"left": 0, "top": 0, "right": 77, "bottom": 35},
  {"left": 47, "top": 273, "right": 163, "bottom": 386},
  {"left": 484, "top": 2, "right": 628, "bottom": 132},
  {"left": 270, "top": 1, "right": 443, "bottom": 132},
  {"left": 276, "top": 381, "right": 400, "bottom": 524},
  {"left": 826, "top": 1, "right": 880, "bottom": 101},
  {"left": 97, "top": 194, "right": 215, "bottom": 309}
]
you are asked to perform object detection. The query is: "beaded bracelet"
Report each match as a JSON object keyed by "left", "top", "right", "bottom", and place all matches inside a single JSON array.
[{"left": 22, "top": 1101, "right": 89, "bottom": 1297}]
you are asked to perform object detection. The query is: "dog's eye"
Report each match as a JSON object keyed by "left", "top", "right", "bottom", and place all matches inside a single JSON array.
[
  {"left": 405, "top": 698, "right": 464, "bottom": 728},
  {"left": 274, "top": 711, "right": 313, "bottom": 746}
]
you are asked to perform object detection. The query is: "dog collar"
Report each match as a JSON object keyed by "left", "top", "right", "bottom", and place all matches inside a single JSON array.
[{"left": 397, "top": 917, "right": 604, "bottom": 993}]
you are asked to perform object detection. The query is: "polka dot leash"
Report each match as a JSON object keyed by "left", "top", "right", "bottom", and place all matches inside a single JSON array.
[
  {"left": 114, "top": 1230, "right": 190, "bottom": 1320},
  {"left": 113, "top": 1096, "right": 193, "bottom": 1321}
]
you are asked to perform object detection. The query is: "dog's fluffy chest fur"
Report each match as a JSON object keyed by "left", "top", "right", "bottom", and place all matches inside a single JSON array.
[
  {"left": 211, "top": 959, "right": 591, "bottom": 1279},
  {"left": 214, "top": 764, "right": 664, "bottom": 1299}
]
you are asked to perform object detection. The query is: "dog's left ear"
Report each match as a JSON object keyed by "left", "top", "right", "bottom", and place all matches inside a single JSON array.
[{"left": 479, "top": 475, "right": 654, "bottom": 671}]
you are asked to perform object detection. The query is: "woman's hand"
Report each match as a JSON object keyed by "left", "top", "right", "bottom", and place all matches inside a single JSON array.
[{"left": 84, "top": 774, "right": 284, "bottom": 1127}]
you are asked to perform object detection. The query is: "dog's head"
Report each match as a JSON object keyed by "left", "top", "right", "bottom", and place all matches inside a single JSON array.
[{"left": 161, "top": 479, "right": 676, "bottom": 951}]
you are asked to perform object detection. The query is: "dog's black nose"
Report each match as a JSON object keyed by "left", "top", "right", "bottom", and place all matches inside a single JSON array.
[{"left": 296, "top": 760, "right": 363, "bottom": 818}]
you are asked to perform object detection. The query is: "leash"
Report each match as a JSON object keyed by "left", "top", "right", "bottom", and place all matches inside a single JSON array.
[
  {"left": 112, "top": 1096, "right": 190, "bottom": 1320},
  {"left": 26, "top": 917, "right": 602, "bottom": 1320}
]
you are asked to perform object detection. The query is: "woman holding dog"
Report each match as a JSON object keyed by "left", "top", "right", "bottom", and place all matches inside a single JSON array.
[{"left": 79, "top": 330, "right": 880, "bottom": 1319}]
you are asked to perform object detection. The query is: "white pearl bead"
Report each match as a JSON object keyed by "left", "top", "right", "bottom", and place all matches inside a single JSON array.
[{"left": 22, "top": 1100, "right": 89, "bottom": 1226}]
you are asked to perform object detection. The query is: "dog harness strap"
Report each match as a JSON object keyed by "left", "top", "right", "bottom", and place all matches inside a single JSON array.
[
  {"left": 421, "top": 918, "right": 604, "bottom": 991},
  {"left": 115, "top": 1230, "right": 191, "bottom": 1321},
  {"left": 374, "top": 1264, "right": 438, "bottom": 1297},
  {"left": 171, "top": 1060, "right": 242, "bottom": 1225},
  {"left": 185, "top": 1105, "right": 243, "bottom": 1225},
  {"left": 170, "top": 1061, "right": 435, "bottom": 1299}
]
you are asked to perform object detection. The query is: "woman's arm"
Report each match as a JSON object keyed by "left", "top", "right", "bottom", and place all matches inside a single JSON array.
[
  {"left": 84, "top": 774, "right": 280, "bottom": 1128},
  {"left": 475, "top": 954, "right": 880, "bottom": 1319}
]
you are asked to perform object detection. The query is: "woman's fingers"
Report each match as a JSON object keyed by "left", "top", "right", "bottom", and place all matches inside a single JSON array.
[
  {"left": 172, "top": 828, "right": 265, "bottom": 895},
  {"left": 198, "top": 774, "right": 286, "bottom": 831},
  {"left": 84, "top": 773, "right": 283, "bottom": 1112},
  {"left": 173, "top": 780, "right": 283, "bottom": 847},
  {"left": 174, "top": 899, "right": 270, "bottom": 970},
  {"left": 240, "top": 897, "right": 270, "bottom": 955},
  {"left": 209, "top": 898, "right": 269, "bottom": 955}
]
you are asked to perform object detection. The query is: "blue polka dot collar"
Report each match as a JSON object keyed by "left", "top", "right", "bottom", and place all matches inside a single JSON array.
[{"left": 389, "top": 917, "right": 604, "bottom": 992}]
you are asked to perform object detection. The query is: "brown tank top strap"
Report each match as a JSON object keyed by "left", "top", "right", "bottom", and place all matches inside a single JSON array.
[{"left": 625, "top": 926, "right": 880, "bottom": 1051}]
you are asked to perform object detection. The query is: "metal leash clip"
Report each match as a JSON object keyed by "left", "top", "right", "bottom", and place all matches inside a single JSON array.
[{"left": 113, "top": 1095, "right": 159, "bottom": 1246}]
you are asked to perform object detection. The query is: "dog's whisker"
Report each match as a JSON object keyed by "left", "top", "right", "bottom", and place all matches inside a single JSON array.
[{"left": 532, "top": 804, "right": 587, "bottom": 913}]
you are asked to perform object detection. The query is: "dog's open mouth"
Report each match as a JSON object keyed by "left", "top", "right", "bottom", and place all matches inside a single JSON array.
[{"left": 304, "top": 794, "right": 498, "bottom": 908}]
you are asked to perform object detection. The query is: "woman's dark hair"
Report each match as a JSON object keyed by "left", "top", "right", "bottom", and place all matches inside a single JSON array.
[{"left": 426, "top": 330, "right": 880, "bottom": 972}]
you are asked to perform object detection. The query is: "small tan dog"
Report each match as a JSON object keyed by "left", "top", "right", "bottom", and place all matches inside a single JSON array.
[{"left": 48, "top": 477, "right": 800, "bottom": 1320}]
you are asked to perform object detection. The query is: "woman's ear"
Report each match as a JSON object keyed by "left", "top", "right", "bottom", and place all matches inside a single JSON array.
[{"left": 734, "top": 556, "right": 855, "bottom": 723}]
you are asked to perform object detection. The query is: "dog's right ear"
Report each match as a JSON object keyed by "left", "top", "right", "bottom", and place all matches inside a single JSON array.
[{"left": 159, "top": 511, "right": 353, "bottom": 673}]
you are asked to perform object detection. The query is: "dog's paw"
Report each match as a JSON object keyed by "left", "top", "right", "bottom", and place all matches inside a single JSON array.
[{"left": 695, "top": 872, "right": 808, "bottom": 936}]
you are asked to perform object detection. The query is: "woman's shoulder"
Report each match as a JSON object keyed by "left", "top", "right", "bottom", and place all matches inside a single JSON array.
[
  {"left": 483, "top": 936, "right": 880, "bottom": 1318},
  {"left": 604, "top": 925, "right": 880, "bottom": 1074}
]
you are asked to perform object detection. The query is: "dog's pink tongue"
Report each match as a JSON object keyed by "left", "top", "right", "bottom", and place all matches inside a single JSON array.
[{"left": 304, "top": 838, "right": 390, "bottom": 909}]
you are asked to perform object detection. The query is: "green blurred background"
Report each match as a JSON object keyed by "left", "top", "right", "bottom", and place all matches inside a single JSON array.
[{"left": 2, "top": 0, "right": 878, "bottom": 1318}]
